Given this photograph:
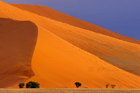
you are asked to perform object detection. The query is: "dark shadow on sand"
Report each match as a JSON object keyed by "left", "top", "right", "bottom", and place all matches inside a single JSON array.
[{"left": 0, "top": 18, "right": 38, "bottom": 87}]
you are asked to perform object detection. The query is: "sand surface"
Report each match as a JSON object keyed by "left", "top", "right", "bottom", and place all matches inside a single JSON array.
[
  {"left": 0, "top": 1, "right": 140, "bottom": 88},
  {"left": 1, "top": 88, "right": 140, "bottom": 93}
]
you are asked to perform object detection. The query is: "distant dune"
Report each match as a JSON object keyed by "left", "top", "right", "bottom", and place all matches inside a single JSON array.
[{"left": 0, "top": 1, "right": 140, "bottom": 88}]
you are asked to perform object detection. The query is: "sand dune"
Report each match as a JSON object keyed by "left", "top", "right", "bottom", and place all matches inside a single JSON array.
[
  {"left": 0, "top": 18, "right": 38, "bottom": 87},
  {"left": 0, "top": 1, "right": 140, "bottom": 88},
  {"left": 10, "top": 4, "right": 140, "bottom": 45},
  {"left": 10, "top": 3, "right": 140, "bottom": 76}
]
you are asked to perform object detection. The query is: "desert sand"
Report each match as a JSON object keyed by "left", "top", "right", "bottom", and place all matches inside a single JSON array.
[
  {"left": 0, "top": 1, "right": 140, "bottom": 88},
  {"left": 1, "top": 88, "right": 140, "bottom": 93}
]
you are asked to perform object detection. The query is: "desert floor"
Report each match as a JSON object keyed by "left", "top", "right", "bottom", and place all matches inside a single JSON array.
[{"left": 0, "top": 88, "right": 140, "bottom": 93}]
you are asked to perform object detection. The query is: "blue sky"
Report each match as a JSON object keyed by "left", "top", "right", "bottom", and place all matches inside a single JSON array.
[{"left": 2, "top": 0, "right": 140, "bottom": 40}]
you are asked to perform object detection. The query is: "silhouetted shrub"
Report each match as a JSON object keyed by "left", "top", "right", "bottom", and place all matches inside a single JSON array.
[
  {"left": 19, "top": 83, "right": 25, "bottom": 88},
  {"left": 26, "top": 81, "right": 39, "bottom": 88},
  {"left": 26, "top": 83, "right": 32, "bottom": 88},
  {"left": 75, "top": 82, "right": 82, "bottom": 88},
  {"left": 106, "top": 84, "right": 109, "bottom": 88},
  {"left": 111, "top": 85, "right": 115, "bottom": 88}
]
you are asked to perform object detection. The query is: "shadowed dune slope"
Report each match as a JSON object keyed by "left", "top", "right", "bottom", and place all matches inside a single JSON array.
[
  {"left": 0, "top": 1, "right": 140, "bottom": 88},
  {"left": 0, "top": 18, "right": 38, "bottom": 87}
]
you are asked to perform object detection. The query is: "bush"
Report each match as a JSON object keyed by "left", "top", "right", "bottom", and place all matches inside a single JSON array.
[
  {"left": 111, "top": 85, "right": 115, "bottom": 88},
  {"left": 75, "top": 82, "right": 82, "bottom": 88},
  {"left": 26, "top": 81, "right": 39, "bottom": 88},
  {"left": 19, "top": 83, "right": 25, "bottom": 88},
  {"left": 106, "top": 84, "right": 109, "bottom": 88},
  {"left": 26, "top": 82, "right": 32, "bottom": 88}
]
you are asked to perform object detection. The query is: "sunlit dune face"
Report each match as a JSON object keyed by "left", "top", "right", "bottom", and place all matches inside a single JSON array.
[{"left": 0, "top": 1, "right": 140, "bottom": 88}]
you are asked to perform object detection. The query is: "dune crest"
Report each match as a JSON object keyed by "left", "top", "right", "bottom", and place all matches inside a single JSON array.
[
  {"left": 0, "top": 1, "right": 140, "bottom": 88},
  {"left": 11, "top": 4, "right": 140, "bottom": 45},
  {"left": 10, "top": 3, "right": 140, "bottom": 76}
]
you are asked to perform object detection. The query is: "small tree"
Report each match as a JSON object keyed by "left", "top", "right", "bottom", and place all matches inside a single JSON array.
[
  {"left": 19, "top": 83, "right": 25, "bottom": 88},
  {"left": 75, "top": 82, "right": 82, "bottom": 88},
  {"left": 26, "top": 81, "right": 40, "bottom": 88},
  {"left": 111, "top": 85, "right": 115, "bottom": 88},
  {"left": 26, "top": 83, "right": 32, "bottom": 88},
  {"left": 106, "top": 84, "right": 109, "bottom": 88}
]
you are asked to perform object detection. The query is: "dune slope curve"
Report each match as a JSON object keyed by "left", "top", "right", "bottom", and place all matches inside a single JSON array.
[
  {"left": 0, "top": 18, "right": 38, "bottom": 87},
  {"left": 0, "top": 1, "right": 140, "bottom": 88},
  {"left": 27, "top": 26, "right": 140, "bottom": 88},
  {"left": 11, "top": 4, "right": 140, "bottom": 45},
  {"left": 11, "top": 4, "right": 140, "bottom": 76}
]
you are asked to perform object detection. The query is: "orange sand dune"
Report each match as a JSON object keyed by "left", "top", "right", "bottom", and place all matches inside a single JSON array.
[
  {"left": 10, "top": 4, "right": 140, "bottom": 76},
  {"left": 0, "top": 18, "right": 38, "bottom": 87},
  {"left": 0, "top": 1, "right": 140, "bottom": 88},
  {"left": 10, "top": 4, "right": 140, "bottom": 45}
]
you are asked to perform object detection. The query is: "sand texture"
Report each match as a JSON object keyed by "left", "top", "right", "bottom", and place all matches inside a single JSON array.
[
  {"left": 0, "top": 1, "right": 140, "bottom": 88},
  {"left": 1, "top": 88, "right": 140, "bottom": 93}
]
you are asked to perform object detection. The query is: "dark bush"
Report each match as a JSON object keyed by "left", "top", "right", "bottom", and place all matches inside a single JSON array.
[
  {"left": 111, "top": 85, "right": 115, "bottom": 88},
  {"left": 19, "top": 83, "right": 25, "bottom": 88},
  {"left": 106, "top": 84, "right": 109, "bottom": 88},
  {"left": 26, "top": 83, "right": 32, "bottom": 88},
  {"left": 26, "top": 81, "right": 39, "bottom": 88},
  {"left": 75, "top": 82, "right": 82, "bottom": 88}
]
